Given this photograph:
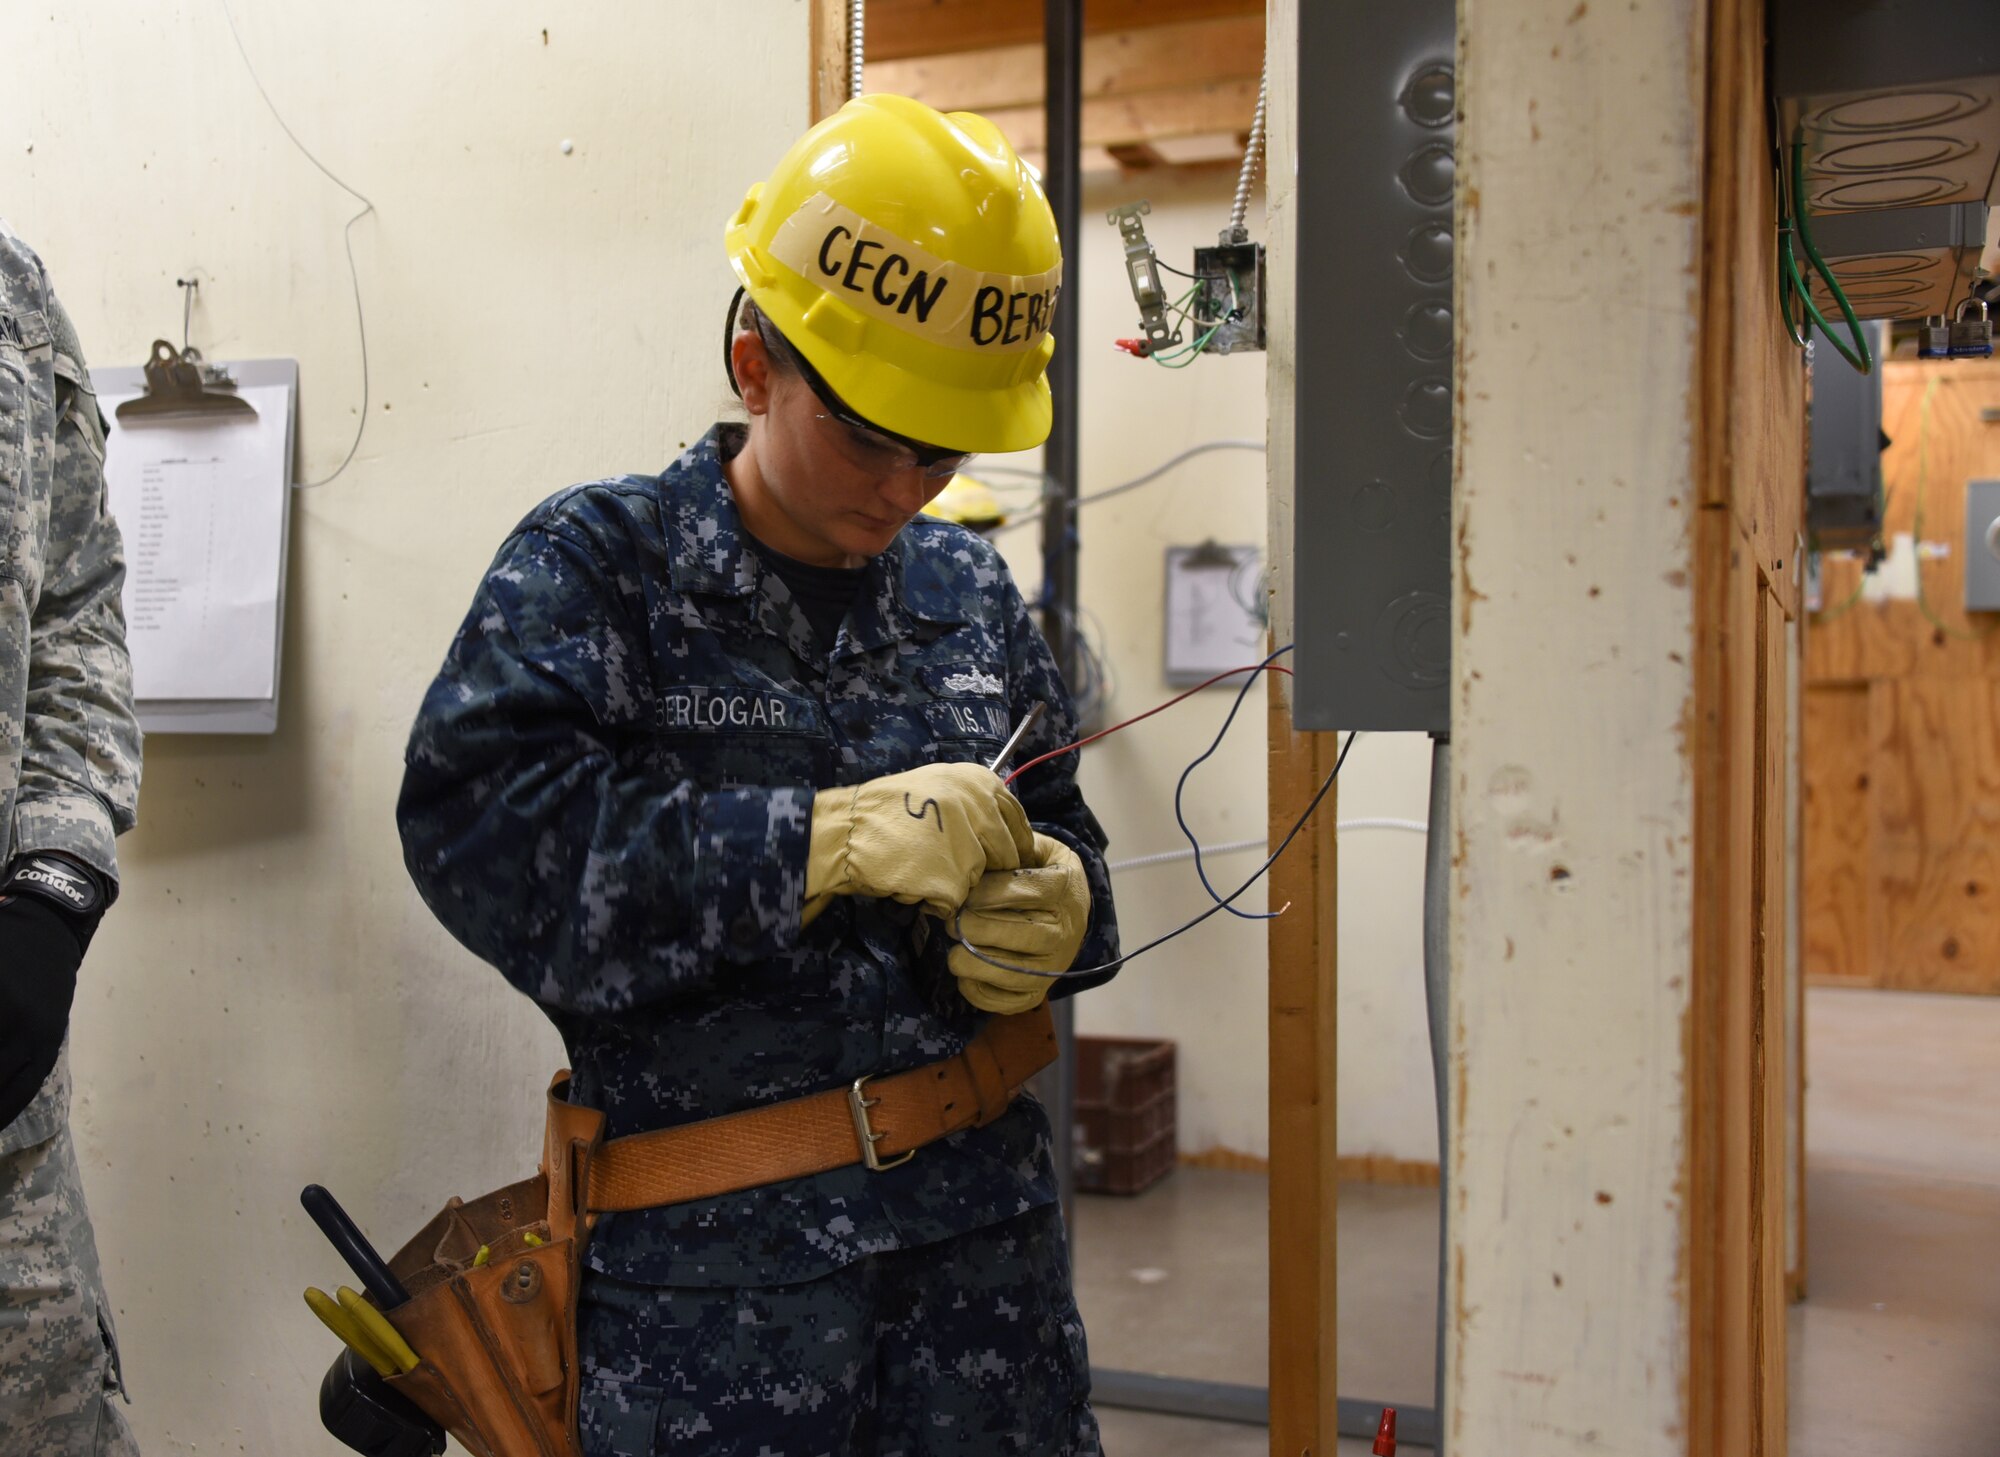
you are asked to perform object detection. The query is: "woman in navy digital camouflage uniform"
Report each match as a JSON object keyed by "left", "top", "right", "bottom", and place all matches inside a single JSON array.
[{"left": 398, "top": 95, "right": 1118, "bottom": 1456}]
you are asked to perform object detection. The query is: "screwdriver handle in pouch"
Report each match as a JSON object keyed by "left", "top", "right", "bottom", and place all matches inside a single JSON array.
[{"left": 302, "top": 1184, "right": 411, "bottom": 1308}]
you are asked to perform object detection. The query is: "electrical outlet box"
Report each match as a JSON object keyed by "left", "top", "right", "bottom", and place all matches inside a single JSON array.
[
  {"left": 1190, "top": 242, "right": 1265, "bottom": 355},
  {"left": 1965, "top": 479, "right": 2000, "bottom": 611}
]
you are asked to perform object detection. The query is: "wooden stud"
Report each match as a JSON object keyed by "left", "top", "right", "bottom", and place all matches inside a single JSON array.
[
  {"left": 1690, "top": 0, "right": 1803, "bottom": 1443},
  {"left": 1266, "top": 686, "right": 1340, "bottom": 1457},
  {"left": 1262, "top": 6, "right": 1324, "bottom": 1446},
  {"left": 810, "top": 0, "right": 850, "bottom": 122}
]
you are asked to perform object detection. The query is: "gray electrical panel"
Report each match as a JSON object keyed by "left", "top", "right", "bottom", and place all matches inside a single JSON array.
[
  {"left": 1966, "top": 480, "right": 2000, "bottom": 612},
  {"left": 1291, "top": 0, "right": 1454, "bottom": 732},
  {"left": 1805, "top": 338, "right": 1886, "bottom": 550}
]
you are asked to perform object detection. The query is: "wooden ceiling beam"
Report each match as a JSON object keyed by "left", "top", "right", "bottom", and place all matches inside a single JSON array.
[
  {"left": 863, "top": 0, "right": 1262, "bottom": 63},
  {"left": 867, "top": 15, "right": 1265, "bottom": 115},
  {"left": 982, "top": 76, "right": 1262, "bottom": 157},
  {"left": 1105, "top": 142, "right": 1165, "bottom": 170}
]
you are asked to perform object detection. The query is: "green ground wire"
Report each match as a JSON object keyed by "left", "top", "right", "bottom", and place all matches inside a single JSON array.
[
  {"left": 1146, "top": 269, "right": 1247, "bottom": 364},
  {"left": 1784, "top": 135, "right": 1872, "bottom": 374},
  {"left": 1784, "top": 241, "right": 1870, "bottom": 373},
  {"left": 1149, "top": 321, "right": 1224, "bottom": 368},
  {"left": 1777, "top": 228, "right": 1809, "bottom": 350},
  {"left": 1810, "top": 564, "right": 1869, "bottom": 623},
  {"left": 1908, "top": 376, "right": 1992, "bottom": 641}
]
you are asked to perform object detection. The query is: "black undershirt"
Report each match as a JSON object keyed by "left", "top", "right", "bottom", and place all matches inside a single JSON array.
[
  {"left": 719, "top": 426, "right": 869, "bottom": 649},
  {"left": 747, "top": 536, "right": 868, "bottom": 650}
]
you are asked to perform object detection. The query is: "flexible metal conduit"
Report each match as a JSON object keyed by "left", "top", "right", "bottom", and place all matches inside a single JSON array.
[
  {"left": 847, "top": 0, "right": 864, "bottom": 100},
  {"left": 1228, "top": 59, "right": 1270, "bottom": 241}
]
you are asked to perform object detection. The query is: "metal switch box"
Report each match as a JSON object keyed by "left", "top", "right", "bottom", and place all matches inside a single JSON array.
[{"left": 1966, "top": 479, "right": 2000, "bottom": 612}]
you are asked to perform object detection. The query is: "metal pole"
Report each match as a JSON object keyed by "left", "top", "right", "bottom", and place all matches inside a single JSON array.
[
  {"left": 1423, "top": 731, "right": 1451, "bottom": 1455},
  {"left": 1039, "top": 0, "right": 1084, "bottom": 1224}
]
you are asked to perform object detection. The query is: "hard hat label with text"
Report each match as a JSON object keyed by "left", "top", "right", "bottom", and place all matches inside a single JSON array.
[{"left": 769, "top": 193, "right": 1062, "bottom": 354}]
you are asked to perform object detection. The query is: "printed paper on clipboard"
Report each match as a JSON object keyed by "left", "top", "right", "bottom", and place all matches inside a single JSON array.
[
  {"left": 95, "top": 362, "right": 294, "bottom": 721},
  {"left": 1163, "top": 543, "right": 1265, "bottom": 686}
]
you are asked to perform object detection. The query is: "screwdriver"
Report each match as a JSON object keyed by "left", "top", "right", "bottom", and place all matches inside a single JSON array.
[{"left": 301, "top": 1184, "right": 410, "bottom": 1309}]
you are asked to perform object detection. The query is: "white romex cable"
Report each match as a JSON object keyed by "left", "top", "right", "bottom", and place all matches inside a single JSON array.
[{"left": 1107, "top": 820, "right": 1429, "bottom": 874}]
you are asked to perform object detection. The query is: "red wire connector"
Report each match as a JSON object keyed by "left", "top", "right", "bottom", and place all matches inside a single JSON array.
[
  {"left": 1113, "top": 337, "right": 1153, "bottom": 358},
  {"left": 1372, "top": 1406, "right": 1398, "bottom": 1456}
]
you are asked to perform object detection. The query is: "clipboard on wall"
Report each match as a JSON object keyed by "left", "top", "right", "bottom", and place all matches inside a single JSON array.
[
  {"left": 92, "top": 353, "right": 298, "bottom": 734},
  {"left": 1163, "top": 541, "right": 1266, "bottom": 686}
]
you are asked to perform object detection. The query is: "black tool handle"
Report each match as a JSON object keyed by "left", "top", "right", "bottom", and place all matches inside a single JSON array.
[{"left": 301, "top": 1184, "right": 410, "bottom": 1309}]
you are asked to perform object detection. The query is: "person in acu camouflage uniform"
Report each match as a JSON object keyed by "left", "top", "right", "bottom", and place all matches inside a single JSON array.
[
  {"left": 0, "top": 220, "right": 144, "bottom": 1455},
  {"left": 398, "top": 96, "right": 1117, "bottom": 1456}
]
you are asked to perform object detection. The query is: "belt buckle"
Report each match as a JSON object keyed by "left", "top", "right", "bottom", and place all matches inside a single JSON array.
[{"left": 848, "top": 1074, "right": 916, "bottom": 1173}]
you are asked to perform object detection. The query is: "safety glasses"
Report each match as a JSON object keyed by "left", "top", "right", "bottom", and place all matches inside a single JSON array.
[{"left": 729, "top": 290, "right": 970, "bottom": 481}]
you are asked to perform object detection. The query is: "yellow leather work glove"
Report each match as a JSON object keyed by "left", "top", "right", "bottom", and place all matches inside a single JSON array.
[
  {"left": 947, "top": 833, "right": 1091, "bottom": 1015},
  {"left": 803, "top": 762, "right": 1037, "bottom": 926}
]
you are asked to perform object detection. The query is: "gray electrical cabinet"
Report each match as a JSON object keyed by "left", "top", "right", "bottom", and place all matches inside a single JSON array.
[
  {"left": 1966, "top": 480, "right": 2000, "bottom": 612},
  {"left": 1805, "top": 338, "right": 1886, "bottom": 550},
  {"left": 1291, "top": 0, "right": 1455, "bottom": 732}
]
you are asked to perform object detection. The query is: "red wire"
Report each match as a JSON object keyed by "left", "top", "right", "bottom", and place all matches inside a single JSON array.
[{"left": 1004, "top": 662, "right": 1295, "bottom": 787}]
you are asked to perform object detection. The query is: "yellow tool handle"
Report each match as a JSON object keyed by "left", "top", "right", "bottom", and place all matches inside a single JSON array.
[
  {"left": 337, "top": 1286, "right": 421, "bottom": 1374},
  {"left": 303, "top": 1286, "right": 395, "bottom": 1378}
]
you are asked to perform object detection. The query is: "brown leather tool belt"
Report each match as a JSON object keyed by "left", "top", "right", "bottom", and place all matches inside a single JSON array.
[
  {"left": 363, "top": 1006, "right": 1058, "bottom": 1457},
  {"left": 579, "top": 1000, "right": 1059, "bottom": 1213}
]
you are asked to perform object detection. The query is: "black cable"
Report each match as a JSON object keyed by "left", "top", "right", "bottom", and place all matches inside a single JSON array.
[
  {"left": 949, "top": 730, "right": 1357, "bottom": 980},
  {"left": 1176, "top": 643, "right": 1292, "bottom": 920}
]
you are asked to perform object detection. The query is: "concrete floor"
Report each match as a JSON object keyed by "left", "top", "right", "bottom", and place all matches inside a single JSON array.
[
  {"left": 1079, "top": 1171, "right": 1434, "bottom": 1457},
  {"left": 1079, "top": 986, "right": 2000, "bottom": 1456},
  {"left": 1787, "top": 987, "right": 2000, "bottom": 1456}
]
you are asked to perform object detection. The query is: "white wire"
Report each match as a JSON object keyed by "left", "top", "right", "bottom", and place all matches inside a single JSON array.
[
  {"left": 1109, "top": 838, "right": 1265, "bottom": 873},
  {"left": 990, "top": 439, "right": 1267, "bottom": 534},
  {"left": 219, "top": 0, "right": 374, "bottom": 490},
  {"left": 1079, "top": 438, "right": 1265, "bottom": 506},
  {"left": 1106, "top": 819, "right": 1430, "bottom": 874}
]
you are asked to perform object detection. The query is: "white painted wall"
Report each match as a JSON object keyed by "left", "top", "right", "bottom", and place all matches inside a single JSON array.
[
  {"left": 1450, "top": 0, "right": 1702, "bottom": 1450},
  {"left": 3, "top": 5, "right": 807, "bottom": 1453}
]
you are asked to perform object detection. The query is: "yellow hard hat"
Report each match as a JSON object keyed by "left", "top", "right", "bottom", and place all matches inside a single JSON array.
[
  {"left": 920, "top": 474, "right": 1009, "bottom": 531},
  {"left": 725, "top": 94, "right": 1062, "bottom": 454}
]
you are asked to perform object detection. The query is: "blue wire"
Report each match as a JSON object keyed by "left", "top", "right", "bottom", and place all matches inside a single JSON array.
[{"left": 1175, "top": 643, "right": 1295, "bottom": 918}]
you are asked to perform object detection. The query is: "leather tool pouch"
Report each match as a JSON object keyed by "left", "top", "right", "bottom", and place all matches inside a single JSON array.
[
  {"left": 327, "top": 1008, "right": 1053, "bottom": 1456},
  {"left": 361, "top": 1076, "right": 604, "bottom": 1457}
]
